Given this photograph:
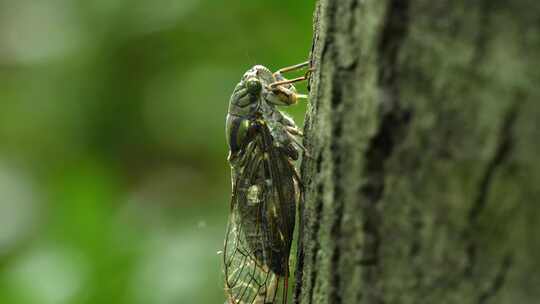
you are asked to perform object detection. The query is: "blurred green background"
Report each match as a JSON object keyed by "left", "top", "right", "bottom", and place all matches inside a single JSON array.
[{"left": 0, "top": 1, "right": 313, "bottom": 303}]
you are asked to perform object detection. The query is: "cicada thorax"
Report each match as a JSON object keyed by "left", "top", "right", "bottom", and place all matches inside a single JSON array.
[{"left": 226, "top": 67, "right": 271, "bottom": 164}]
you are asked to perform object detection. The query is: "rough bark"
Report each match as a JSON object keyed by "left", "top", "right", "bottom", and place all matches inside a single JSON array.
[{"left": 295, "top": 1, "right": 540, "bottom": 303}]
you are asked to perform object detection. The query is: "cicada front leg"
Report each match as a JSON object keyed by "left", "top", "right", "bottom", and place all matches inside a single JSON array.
[
  {"left": 264, "top": 86, "right": 305, "bottom": 106},
  {"left": 272, "top": 61, "right": 311, "bottom": 78},
  {"left": 265, "top": 61, "right": 313, "bottom": 106},
  {"left": 271, "top": 61, "right": 313, "bottom": 88}
]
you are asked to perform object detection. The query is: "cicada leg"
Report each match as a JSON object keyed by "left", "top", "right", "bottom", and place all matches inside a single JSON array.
[
  {"left": 265, "top": 85, "right": 306, "bottom": 105},
  {"left": 270, "top": 61, "right": 313, "bottom": 89},
  {"left": 273, "top": 61, "right": 310, "bottom": 75},
  {"left": 267, "top": 61, "right": 313, "bottom": 105},
  {"left": 269, "top": 76, "right": 309, "bottom": 89}
]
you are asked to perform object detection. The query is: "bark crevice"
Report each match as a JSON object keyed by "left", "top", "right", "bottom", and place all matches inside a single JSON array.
[
  {"left": 469, "top": 105, "right": 518, "bottom": 223},
  {"left": 478, "top": 255, "right": 512, "bottom": 304},
  {"left": 464, "top": 103, "right": 519, "bottom": 278},
  {"left": 357, "top": 1, "right": 412, "bottom": 303}
]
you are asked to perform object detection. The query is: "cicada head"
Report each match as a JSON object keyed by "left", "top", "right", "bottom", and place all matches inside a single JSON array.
[
  {"left": 242, "top": 65, "right": 274, "bottom": 93},
  {"left": 228, "top": 65, "right": 277, "bottom": 118}
]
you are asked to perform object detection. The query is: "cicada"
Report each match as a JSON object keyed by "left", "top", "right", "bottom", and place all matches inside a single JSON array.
[{"left": 223, "top": 62, "right": 311, "bottom": 304}]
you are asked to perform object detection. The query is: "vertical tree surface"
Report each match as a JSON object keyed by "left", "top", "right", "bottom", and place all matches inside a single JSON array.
[{"left": 295, "top": 1, "right": 540, "bottom": 303}]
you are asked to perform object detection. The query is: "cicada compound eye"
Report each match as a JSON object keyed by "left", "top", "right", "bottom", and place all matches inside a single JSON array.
[{"left": 245, "top": 77, "right": 262, "bottom": 95}]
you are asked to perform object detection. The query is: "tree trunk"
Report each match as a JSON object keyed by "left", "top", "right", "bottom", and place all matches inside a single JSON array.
[{"left": 295, "top": 1, "right": 540, "bottom": 303}]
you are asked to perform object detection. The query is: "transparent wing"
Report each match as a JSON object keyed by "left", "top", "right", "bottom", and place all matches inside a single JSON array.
[{"left": 223, "top": 124, "right": 298, "bottom": 304}]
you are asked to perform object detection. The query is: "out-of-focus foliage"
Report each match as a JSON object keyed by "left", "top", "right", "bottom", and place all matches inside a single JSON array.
[{"left": 0, "top": 0, "right": 313, "bottom": 303}]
